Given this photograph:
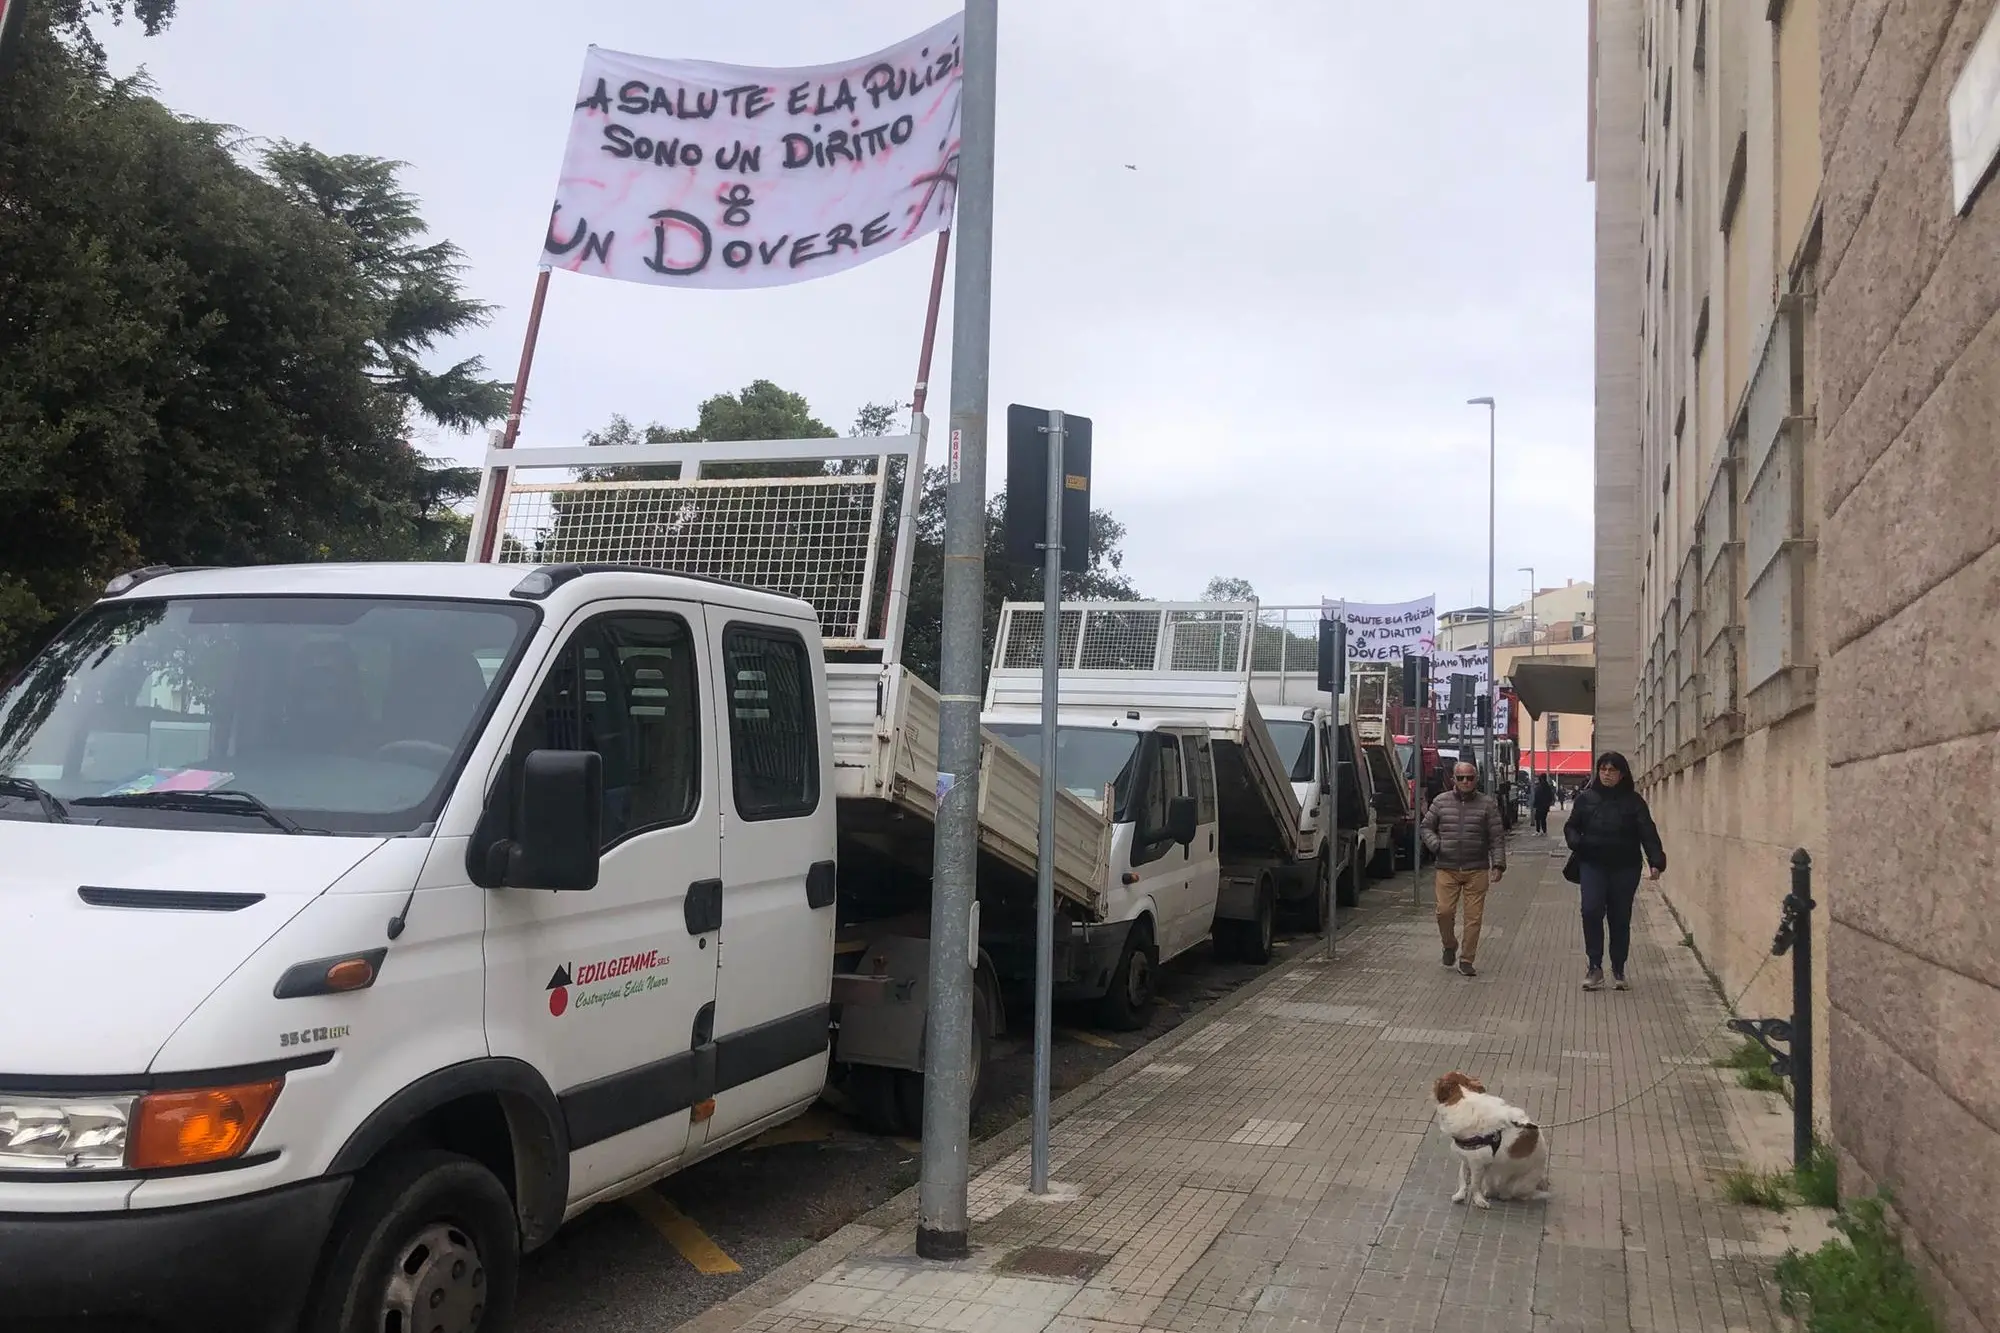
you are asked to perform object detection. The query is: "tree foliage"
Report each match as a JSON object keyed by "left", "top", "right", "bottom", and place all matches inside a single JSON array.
[
  {"left": 1203, "top": 576, "right": 1256, "bottom": 603},
  {"left": 0, "top": 9, "right": 496, "bottom": 668}
]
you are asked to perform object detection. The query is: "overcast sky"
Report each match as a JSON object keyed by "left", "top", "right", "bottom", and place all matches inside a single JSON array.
[{"left": 105, "top": 1, "right": 1594, "bottom": 613}]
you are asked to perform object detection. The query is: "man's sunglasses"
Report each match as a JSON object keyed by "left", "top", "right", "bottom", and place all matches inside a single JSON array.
[{"left": 1454, "top": 775, "right": 1477, "bottom": 783}]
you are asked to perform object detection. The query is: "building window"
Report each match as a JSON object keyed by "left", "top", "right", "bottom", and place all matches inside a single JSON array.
[{"left": 1547, "top": 716, "right": 1561, "bottom": 749}]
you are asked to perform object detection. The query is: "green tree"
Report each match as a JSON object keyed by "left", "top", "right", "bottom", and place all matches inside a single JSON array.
[
  {"left": 1203, "top": 576, "right": 1256, "bottom": 602},
  {"left": 0, "top": 9, "right": 486, "bottom": 664},
  {"left": 263, "top": 144, "right": 509, "bottom": 433}
]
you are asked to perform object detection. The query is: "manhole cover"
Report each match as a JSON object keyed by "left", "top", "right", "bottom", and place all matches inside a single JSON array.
[{"left": 995, "top": 1246, "right": 1112, "bottom": 1281}]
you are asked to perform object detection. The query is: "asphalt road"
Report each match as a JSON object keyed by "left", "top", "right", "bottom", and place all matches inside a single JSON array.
[{"left": 513, "top": 917, "right": 1345, "bottom": 1333}]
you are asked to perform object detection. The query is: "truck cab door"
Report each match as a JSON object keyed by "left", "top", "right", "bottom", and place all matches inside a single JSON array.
[
  {"left": 1184, "top": 732, "right": 1222, "bottom": 942},
  {"left": 482, "top": 605, "right": 722, "bottom": 1204},
  {"left": 693, "top": 617, "right": 838, "bottom": 1151}
]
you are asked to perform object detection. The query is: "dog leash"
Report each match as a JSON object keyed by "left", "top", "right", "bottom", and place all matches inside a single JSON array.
[{"left": 1536, "top": 948, "right": 1782, "bottom": 1131}]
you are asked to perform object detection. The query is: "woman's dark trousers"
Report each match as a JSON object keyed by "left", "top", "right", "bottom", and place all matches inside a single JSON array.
[{"left": 1579, "top": 862, "right": 1643, "bottom": 973}]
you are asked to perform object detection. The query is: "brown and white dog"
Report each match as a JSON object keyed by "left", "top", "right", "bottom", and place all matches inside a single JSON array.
[{"left": 1432, "top": 1071, "right": 1550, "bottom": 1208}]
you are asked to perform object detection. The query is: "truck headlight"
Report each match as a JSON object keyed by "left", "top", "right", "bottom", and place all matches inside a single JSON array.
[
  {"left": 0, "top": 1078, "right": 281, "bottom": 1172},
  {"left": 0, "top": 1096, "right": 135, "bottom": 1170}
]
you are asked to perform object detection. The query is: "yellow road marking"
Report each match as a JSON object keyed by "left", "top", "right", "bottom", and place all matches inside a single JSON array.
[
  {"left": 625, "top": 1190, "right": 741, "bottom": 1274},
  {"left": 894, "top": 1137, "right": 923, "bottom": 1153},
  {"left": 1060, "top": 1028, "right": 1120, "bottom": 1050}
]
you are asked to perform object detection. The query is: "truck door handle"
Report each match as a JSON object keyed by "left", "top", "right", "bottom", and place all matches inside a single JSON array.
[{"left": 685, "top": 879, "right": 724, "bottom": 935}]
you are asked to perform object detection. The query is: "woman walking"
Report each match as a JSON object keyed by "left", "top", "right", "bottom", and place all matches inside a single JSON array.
[
  {"left": 1531, "top": 775, "right": 1556, "bottom": 835},
  {"left": 1564, "top": 751, "right": 1666, "bottom": 991}
]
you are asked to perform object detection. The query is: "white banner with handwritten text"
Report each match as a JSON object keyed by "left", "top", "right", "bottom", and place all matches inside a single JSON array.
[
  {"left": 1335, "top": 596, "right": 1436, "bottom": 662},
  {"left": 541, "top": 13, "right": 964, "bottom": 289}
]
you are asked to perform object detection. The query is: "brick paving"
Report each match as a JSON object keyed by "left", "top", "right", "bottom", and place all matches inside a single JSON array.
[{"left": 723, "top": 820, "right": 1788, "bottom": 1332}]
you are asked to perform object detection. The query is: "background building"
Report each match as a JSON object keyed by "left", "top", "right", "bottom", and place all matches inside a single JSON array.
[{"left": 1595, "top": 0, "right": 2000, "bottom": 1325}]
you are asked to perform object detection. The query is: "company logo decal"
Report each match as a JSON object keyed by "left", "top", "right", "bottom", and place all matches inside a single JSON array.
[{"left": 547, "top": 949, "right": 670, "bottom": 1017}]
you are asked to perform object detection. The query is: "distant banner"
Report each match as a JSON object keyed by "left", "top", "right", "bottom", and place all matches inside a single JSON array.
[
  {"left": 541, "top": 12, "right": 964, "bottom": 289},
  {"left": 1429, "top": 647, "right": 1491, "bottom": 702}
]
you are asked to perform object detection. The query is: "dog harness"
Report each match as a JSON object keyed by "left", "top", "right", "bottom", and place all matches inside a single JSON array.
[{"left": 1453, "top": 1121, "right": 1535, "bottom": 1155}]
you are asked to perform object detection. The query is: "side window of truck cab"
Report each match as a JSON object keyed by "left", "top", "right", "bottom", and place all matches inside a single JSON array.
[{"left": 509, "top": 613, "right": 701, "bottom": 845}]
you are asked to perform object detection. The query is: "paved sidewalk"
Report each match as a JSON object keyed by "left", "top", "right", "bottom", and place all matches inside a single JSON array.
[{"left": 708, "top": 831, "right": 1789, "bottom": 1332}]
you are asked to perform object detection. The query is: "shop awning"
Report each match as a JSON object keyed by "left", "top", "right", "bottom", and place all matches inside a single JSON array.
[
  {"left": 1508, "top": 659, "right": 1596, "bottom": 719},
  {"left": 1529, "top": 750, "right": 1596, "bottom": 775}
]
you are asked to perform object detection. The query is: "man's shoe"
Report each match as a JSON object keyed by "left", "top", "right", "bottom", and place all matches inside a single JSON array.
[
  {"left": 1612, "top": 973, "right": 1630, "bottom": 990},
  {"left": 1442, "top": 946, "right": 1457, "bottom": 968},
  {"left": 1458, "top": 960, "right": 1478, "bottom": 977},
  {"left": 1582, "top": 968, "right": 1605, "bottom": 991}
]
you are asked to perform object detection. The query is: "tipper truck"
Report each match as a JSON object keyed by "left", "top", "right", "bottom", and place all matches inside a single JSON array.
[
  {"left": 983, "top": 600, "right": 1338, "bottom": 943},
  {"left": 0, "top": 425, "right": 1182, "bottom": 1331}
]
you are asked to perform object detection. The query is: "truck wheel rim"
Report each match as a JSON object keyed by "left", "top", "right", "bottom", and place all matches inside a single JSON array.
[{"left": 381, "top": 1221, "right": 486, "bottom": 1333}]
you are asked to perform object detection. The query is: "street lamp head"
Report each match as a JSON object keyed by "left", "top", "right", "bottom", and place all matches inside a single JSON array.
[{"left": 1468, "top": 396, "right": 1495, "bottom": 407}]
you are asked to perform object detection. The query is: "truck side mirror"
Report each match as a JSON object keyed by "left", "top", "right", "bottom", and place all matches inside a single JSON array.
[
  {"left": 1165, "top": 795, "right": 1198, "bottom": 847},
  {"left": 479, "top": 749, "right": 602, "bottom": 891}
]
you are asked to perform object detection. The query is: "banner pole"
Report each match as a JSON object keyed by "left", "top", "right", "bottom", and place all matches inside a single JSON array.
[
  {"left": 473, "top": 267, "right": 553, "bottom": 563},
  {"left": 911, "top": 230, "right": 953, "bottom": 416}
]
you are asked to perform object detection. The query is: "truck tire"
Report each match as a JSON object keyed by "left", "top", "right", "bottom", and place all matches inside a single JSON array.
[
  {"left": 894, "top": 987, "right": 991, "bottom": 1137},
  {"left": 1336, "top": 844, "right": 1368, "bottom": 908},
  {"left": 1096, "top": 919, "right": 1157, "bottom": 1032},
  {"left": 307, "top": 1149, "right": 518, "bottom": 1333},
  {"left": 849, "top": 1065, "right": 907, "bottom": 1137},
  {"left": 1216, "top": 875, "right": 1275, "bottom": 964},
  {"left": 1296, "top": 850, "right": 1330, "bottom": 934}
]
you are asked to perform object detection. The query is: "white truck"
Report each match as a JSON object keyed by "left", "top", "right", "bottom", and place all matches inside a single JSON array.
[
  {"left": 983, "top": 601, "right": 1329, "bottom": 951},
  {"left": 1256, "top": 702, "right": 1374, "bottom": 909},
  {"left": 0, "top": 427, "right": 1178, "bottom": 1331}
]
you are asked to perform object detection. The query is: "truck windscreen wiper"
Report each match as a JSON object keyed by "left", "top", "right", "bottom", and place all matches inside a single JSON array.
[
  {"left": 71, "top": 788, "right": 304, "bottom": 834},
  {"left": 0, "top": 776, "right": 71, "bottom": 823}
]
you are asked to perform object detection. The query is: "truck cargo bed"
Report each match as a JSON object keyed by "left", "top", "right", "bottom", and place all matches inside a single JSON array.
[{"left": 827, "top": 662, "right": 1108, "bottom": 916}]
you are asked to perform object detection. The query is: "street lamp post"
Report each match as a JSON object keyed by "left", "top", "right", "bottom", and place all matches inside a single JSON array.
[
  {"left": 1519, "top": 565, "right": 1536, "bottom": 794},
  {"left": 1468, "top": 397, "right": 1496, "bottom": 792}
]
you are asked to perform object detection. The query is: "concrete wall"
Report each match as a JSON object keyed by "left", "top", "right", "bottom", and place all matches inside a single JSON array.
[
  {"left": 1590, "top": 0, "right": 1642, "bottom": 761},
  {"left": 1819, "top": 1, "right": 2000, "bottom": 1328}
]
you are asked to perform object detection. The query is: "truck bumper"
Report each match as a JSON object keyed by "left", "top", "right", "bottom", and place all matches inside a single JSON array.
[{"left": 0, "top": 1176, "right": 350, "bottom": 1332}]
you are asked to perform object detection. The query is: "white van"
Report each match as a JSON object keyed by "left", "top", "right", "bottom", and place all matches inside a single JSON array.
[{"left": 0, "top": 562, "right": 845, "bottom": 1331}]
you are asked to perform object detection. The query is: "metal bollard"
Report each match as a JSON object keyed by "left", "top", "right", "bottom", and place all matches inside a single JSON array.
[{"left": 1725, "top": 848, "right": 1816, "bottom": 1169}]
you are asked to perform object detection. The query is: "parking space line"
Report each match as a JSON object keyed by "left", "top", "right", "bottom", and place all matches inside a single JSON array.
[
  {"left": 625, "top": 1190, "right": 742, "bottom": 1274},
  {"left": 1060, "top": 1028, "right": 1120, "bottom": 1049}
]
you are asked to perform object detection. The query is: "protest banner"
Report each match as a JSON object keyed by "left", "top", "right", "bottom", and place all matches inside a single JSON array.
[
  {"left": 540, "top": 12, "right": 965, "bottom": 289},
  {"left": 1429, "top": 647, "right": 1491, "bottom": 703},
  {"left": 1333, "top": 596, "right": 1436, "bottom": 663}
]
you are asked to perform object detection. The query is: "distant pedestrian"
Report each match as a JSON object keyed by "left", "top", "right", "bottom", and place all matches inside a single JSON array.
[
  {"left": 1564, "top": 751, "right": 1666, "bottom": 992},
  {"left": 1532, "top": 775, "right": 1555, "bottom": 835},
  {"left": 1421, "top": 762, "right": 1507, "bottom": 978}
]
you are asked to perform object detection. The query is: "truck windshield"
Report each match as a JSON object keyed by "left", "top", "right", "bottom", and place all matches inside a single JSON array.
[
  {"left": 985, "top": 723, "right": 1140, "bottom": 813},
  {"left": 1263, "top": 719, "right": 1317, "bottom": 784},
  {"left": 0, "top": 596, "right": 537, "bottom": 835},
  {"left": 1396, "top": 742, "right": 1416, "bottom": 779}
]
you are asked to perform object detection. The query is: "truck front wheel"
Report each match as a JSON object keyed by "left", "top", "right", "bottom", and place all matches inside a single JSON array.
[
  {"left": 1096, "top": 920, "right": 1157, "bottom": 1032},
  {"left": 307, "top": 1149, "right": 519, "bottom": 1333}
]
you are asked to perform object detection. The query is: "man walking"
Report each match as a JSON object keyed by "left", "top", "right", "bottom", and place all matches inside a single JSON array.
[
  {"left": 1532, "top": 775, "right": 1556, "bottom": 836},
  {"left": 1421, "top": 762, "right": 1507, "bottom": 976}
]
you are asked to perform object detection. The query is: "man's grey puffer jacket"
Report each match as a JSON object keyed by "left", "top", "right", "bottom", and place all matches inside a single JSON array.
[{"left": 1421, "top": 789, "right": 1507, "bottom": 871}]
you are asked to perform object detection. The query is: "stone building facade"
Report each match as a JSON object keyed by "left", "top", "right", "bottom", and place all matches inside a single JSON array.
[
  {"left": 1590, "top": 0, "right": 1831, "bottom": 1149},
  {"left": 1596, "top": 0, "right": 2000, "bottom": 1325},
  {"left": 1818, "top": 2, "right": 2000, "bottom": 1327}
]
